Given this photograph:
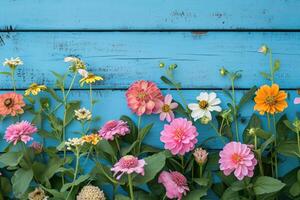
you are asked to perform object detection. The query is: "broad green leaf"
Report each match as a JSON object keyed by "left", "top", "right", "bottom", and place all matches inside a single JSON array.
[
  {"left": 253, "top": 176, "right": 285, "bottom": 195},
  {"left": 61, "top": 174, "right": 90, "bottom": 192},
  {"left": 11, "top": 168, "right": 33, "bottom": 198},
  {"left": 284, "top": 120, "right": 297, "bottom": 133},
  {"left": 183, "top": 189, "right": 207, "bottom": 200},
  {"left": 0, "top": 71, "right": 11, "bottom": 76},
  {"left": 0, "top": 152, "right": 23, "bottom": 167},
  {"left": 194, "top": 178, "right": 210, "bottom": 186},
  {"left": 65, "top": 100, "right": 80, "bottom": 126},
  {"left": 230, "top": 181, "right": 246, "bottom": 192},
  {"left": 260, "top": 72, "right": 271, "bottom": 80},
  {"left": 277, "top": 141, "right": 300, "bottom": 157},
  {"left": 221, "top": 187, "right": 239, "bottom": 200},
  {"left": 0, "top": 176, "right": 11, "bottom": 195},
  {"left": 115, "top": 195, "right": 131, "bottom": 200},
  {"left": 238, "top": 86, "right": 257, "bottom": 109},
  {"left": 160, "top": 76, "right": 175, "bottom": 87},
  {"left": 121, "top": 140, "right": 139, "bottom": 156},
  {"left": 41, "top": 186, "right": 67, "bottom": 200},
  {"left": 290, "top": 182, "right": 300, "bottom": 197},
  {"left": 138, "top": 123, "right": 154, "bottom": 143},
  {"left": 120, "top": 115, "right": 138, "bottom": 143},
  {"left": 133, "top": 151, "right": 166, "bottom": 185},
  {"left": 260, "top": 135, "right": 274, "bottom": 153},
  {"left": 46, "top": 88, "right": 63, "bottom": 102},
  {"left": 97, "top": 140, "right": 116, "bottom": 159}
]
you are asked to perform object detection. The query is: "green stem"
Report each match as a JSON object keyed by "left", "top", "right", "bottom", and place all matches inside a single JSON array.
[
  {"left": 11, "top": 68, "right": 16, "bottom": 92},
  {"left": 86, "top": 84, "right": 93, "bottom": 132},
  {"left": 272, "top": 114, "right": 278, "bottom": 178},
  {"left": 231, "top": 78, "right": 239, "bottom": 142},
  {"left": 199, "top": 165, "right": 203, "bottom": 178},
  {"left": 115, "top": 137, "right": 121, "bottom": 153},
  {"left": 137, "top": 116, "right": 141, "bottom": 131},
  {"left": 208, "top": 121, "right": 226, "bottom": 144},
  {"left": 66, "top": 72, "right": 77, "bottom": 97},
  {"left": 128, "top": 174, "right": 134, "bottom": 200},
  {"left": 66, "top": 148, "right": 80, "bottom": 200},
  {"left": 297, "top": 130, "right": 300, "bottom": 156},
  {"left": 180, "top": 155, "right": 184, "bottom": 173},
  {"left": 269, "top": 49, "right": 274, "bottom": 84},
  {"left": 258, "top": 153, "right": 264, "bottom": 176}
]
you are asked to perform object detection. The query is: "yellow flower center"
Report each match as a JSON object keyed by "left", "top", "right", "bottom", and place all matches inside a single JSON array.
[
  {"left": 265, "top": 96, "right": 276, "bottom": 106},
  {"left": 199, "top": 100, "right": 208, "bottom": 109},
  {"left": 162, "top": 104, "right": 170, "bottom": 112}
]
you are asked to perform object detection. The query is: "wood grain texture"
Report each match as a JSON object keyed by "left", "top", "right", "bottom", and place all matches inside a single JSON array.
[
  {"left": 1, "top": 0, "right": 300, "bottom": 30},
  {"left": 0, "top": 89, "right": 299, "bottom": 175},
  {"left": 1, "top": 32, "right": 300, "bottom": 89}
]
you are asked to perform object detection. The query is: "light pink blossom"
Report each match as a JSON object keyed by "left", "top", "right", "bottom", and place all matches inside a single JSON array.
[
  {"left": 219, "top": 141, "right": 257, "bottom": 180},
  {"left": 294, "top": 97, "right": 300, "bottom": 104},
  {"left": 126, "top": 80, "right": 163, "bottom": 116},
  {"left": 160, "top": 118, "right": 198, "bottom": 155},
  {"left": 98, "top": 120, "right": 130, "bottom": 140},
  {"left": 4, "top": 121, "right": 37, "bottom": 145},
  {"left": 155, "top": 94, "right": 178, "bottom": 122},
  {"left": 158, "top": 171, "right": 189, "bottom": 200},
  {"left": 111, "top": 155, "right": 146, "bottom": 180},
  {"left": 30, "top": 142, "right": 43, "bottom": 153}
]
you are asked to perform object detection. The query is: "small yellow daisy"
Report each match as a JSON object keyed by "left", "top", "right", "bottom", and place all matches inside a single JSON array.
[
  {"left": 80, "top": 73, "right": 103, "bottom": 86},
  {"left": 82, "top": 134, "right": 101, "bottom": 145},
  {"left": 25, "top": 83, "right": 47, "bottom": 96}
]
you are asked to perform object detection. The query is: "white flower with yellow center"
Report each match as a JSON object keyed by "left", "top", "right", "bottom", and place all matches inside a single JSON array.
[
  {"left": 74, "top": 107, "right": 92, "bottom": 121},
  {"left": 3, "top": 57, "right": 23, "bottom": 68},
  {"left": 188, "top": 92, "right": 222, "bottom": 121}
]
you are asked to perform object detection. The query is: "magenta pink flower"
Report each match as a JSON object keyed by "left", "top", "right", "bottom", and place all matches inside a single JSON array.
[
  {"left": 111, "top": 155, "right": 146, "bottom": 180},
  {"left": 98, "top": 120, "right": 130, "bottom": 140},
  {"left": 219, "top": 141, "right": 257, "bottom": 180},
  {"left": 126, "top": 80, "right": 163, "bottom": 116},
  {"left": 294, "top": 97, "right": 300, "bottom": 104},
  {"left": 158, "top": 171, "right": 189, "bottom": 200},
  {"left": 4, "top": 121, "right": 37, "bottom": 145},
  {"left": 155, "top": 94, "right": 178, "bottom": 122},
  {"left": 160, "top": 118, "right": 198, "bottom": 155}
]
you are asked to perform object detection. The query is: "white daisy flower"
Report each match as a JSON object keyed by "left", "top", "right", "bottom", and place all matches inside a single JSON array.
[
  {"left": 64, "top": 56, "right": 80, "bottom": 63},
  {"left": 3, "top": 57, "right": 23, "bottom": 68},
  {"left": 74, "top": 107, "right": 92, "bottom": 121},
  {"left": 188, "top": 92, "right": 222, "bottom": 121}
]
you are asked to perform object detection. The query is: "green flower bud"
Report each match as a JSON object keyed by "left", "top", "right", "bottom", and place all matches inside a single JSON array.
[
  {"left": 220, "top": 67, "right": 228, "bottom": 76},
  {"left": 159, "top": 62, "right": 165, "bottom": 68}
]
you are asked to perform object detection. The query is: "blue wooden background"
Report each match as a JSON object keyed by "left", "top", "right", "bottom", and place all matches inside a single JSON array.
[{"left": 1, "top": 0, "right": 300, "bottom": 198}]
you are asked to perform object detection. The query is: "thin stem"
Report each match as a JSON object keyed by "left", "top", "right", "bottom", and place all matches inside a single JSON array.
[
  {"left": 254, "top": 135, "right": 257, "bottom": 150},
  {"left": 199, "top": 165, "right": 203, "bottom": 178},
  {"left": 297, "top": 130, "right": 300, "bottom": 156},
  {"left": 86, "top": 84, "right": 93, "bottom": 131},
  {"left": 137, "top": 116, "right": 141, "bottom": 131},
  {"left": 180, "top": 155, "right": 184, "bottom": 173},
  {"left": 128, "top": 174, "right": 134, "bottom": 200},
  {"left": 66, "top": 72, "right": 77, "bottom": 97},
  {"left": 231, "top": 78, "right": 239, "bottom": 142},
  {"left": 208, "top": 121, "right": 226, "bottom": 144},
  {"left": 115, "top": 137, "right": 121, "bottom": 153},
  {"left": 272, "top": 114, "right": 278, "bottom": 178},
  {"left": 11, "top": 68, "right": 16, "bottom": 92},
  {"left": 269, "top": 49, "right": 274, "bottom": 84},
  {"left": 66, "top": 148, "right": 80, "bottom": 200}
]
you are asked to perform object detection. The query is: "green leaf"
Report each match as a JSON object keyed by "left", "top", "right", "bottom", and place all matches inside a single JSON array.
[
  {"left": 273, "top": 60, "right": 280, "bottom": 72},
  {"left": 96, "top": 140, "right": 117, "bottom": 160},
  {"left": 283, "top": 120, "right": 297, "bottom": 133},
  {"left": 0, "top": 176, "right": 12, "bottom": 195},
  {"left": 243, "top": 114, "right": 261, "bottom": 143},
  {"left": 194, "top": 178, "right": 210, "bottom": 186},
  {"left": 253, "top": 176, "right": 285, "bottom": 195},
  {"left": 46, "top": 88, "right": 63, "bottom": 102},
  {"left": 133, "top": 151, "right": 166, "bottom": 185},
  {"left": 277, "top": 141, "right": 300, "bottom": 157},
  {"left": 0, "top": 152, "right": 23, "bottom": 167},
  {"left": 221, "top": 187, "right": 239, "bottom": 200},
  {"left": 160, "top": 76, "right": 175, "bottom": 87},
  {"left": 65, "top": 100, "right": 80, "bottom": 126},
  {"left": 238, "top": 86, "right": 257, "bottom": 109},
  {"left": 115, "top": 195, "right": 131, "bottom": 200},
  {"left": 230, "top": 181, "right": 246, "bottom": 192},
  {"left": 0, "top": 71, "right": 11, "bottom": 76},
  {"left": 183, "top": 189, "right": 207, "bottom": 200},
  {"left": 260, "top": 72, "right": 271, "bottom": 80},
  {"left": 138, "top": 123, "right": 154, "bottom": 142},
  {"left": 11, "top": 168, "right": 33, "bottom": 198},
  {"left": 121, "top": 140, "right": 139, "bottom": 156},
  {"left": 290, "top": 182, "right": 300, "bottom": 197},
  {"left": 61, "top": 174, "right": 90, "bottom": 192},
  {"left": 260, "top": 135, "right": 275, "bottom": 153},
  {"left": 120, "top": 115, "right": 138, "bottom": 143},
  {"left": 41, "top": 186, "right": 67, "bottom": 200}
]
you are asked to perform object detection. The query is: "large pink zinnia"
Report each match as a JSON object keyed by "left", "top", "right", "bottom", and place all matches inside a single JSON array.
[
  {"left": 0, "top": 92, "right": 25, "bottom": 116},
  {"left": 219, "top": 141, "right": 257, "bottom": 180},
  {"left": 160, "top": 118, "right": 198, "bottom": 155},
  {"left": 98, "top": 120, "right": 130, "bottom": 140},
  {"left": 155, "top": 94, "right": 178, "bottom": 122},
  {"left": 126, "top": 80, "right": 163, "bottom": 116},
  {"left": 111, "top": 155, "right": 146, "bottom": 180},
  {"left": 158, "top": 171, "right": 189, "bottom": 200},
  {"left": 4, "top": 121, "right": 38, "bottom": 145}
]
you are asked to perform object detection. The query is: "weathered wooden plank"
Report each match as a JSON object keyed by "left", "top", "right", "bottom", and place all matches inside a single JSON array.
[
  {"left": 1, "top": 32, "right": 300, "bottom": 89},
  {"left": 1, "top": 0, "right": 300, "bottom": 30},
  {"left": 0, "top": 89, "right": 299, "bottom": 175}
]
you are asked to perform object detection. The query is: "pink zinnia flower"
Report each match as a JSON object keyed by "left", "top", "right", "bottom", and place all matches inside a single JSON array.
[
  {"left": 98, "top": 120, "right": 130, "bottom": 140},
  {"left": 126, "top": 80, "right": 163, "bottom": 116},
  {"left": 158, "top": 171, "right": 189, "bottom": 200},
  {"left": 294, "top": 97, "right": 300, "bottom": 104},
  {"left": 4, "top": 121, "right": 38, "bottom": 145},
  {"left": 155, "top": 94, "right": 178, "bottom": 122},
  {"left": 30, "top": 142, "right": 43, "bottom": 153},
  {"left": 160, "top": 118, "right": 198, "bottom": 155},
  {"left": 0, "top": 92, "right": 25, "bottom": 116},
  {"left": 219, "top": 141, "right": 257, "bottom": 180},
  {"left": 111, "top": 155, "right": 146, "bottom": 180}
]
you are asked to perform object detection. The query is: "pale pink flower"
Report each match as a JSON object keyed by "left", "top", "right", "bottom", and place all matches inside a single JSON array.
[
  {"left": 126, "top": 80, "right": 163, "bottom": 116},
  {"left": 158, "top": 171, "right": 189, "bottom": 200},
  {"left": 111, "top": 155, "right": 146, "bottom": 180},
  {"left": 219, "top": 141, "right": 257, "bottom": 180},
  {"left": 294, "top": 97, "right": 300, "bottom": 104},
  {"left": 193, "top": 148, "right": 208, "bottom": 165},
  {"left": 160, "top": 118, "right": 198, "bottom": 155},
  {"left": 155, "top": 94, "right": 178, "bottom": 122},
  {"left": 30, "top": 142, "right": 43, "bottom": 153},
  {"left": 98, "top": 120, "right": 130, "bottom": 140},
  {"left": 4, "top": 121, "right": 37, "bottom": 145}
]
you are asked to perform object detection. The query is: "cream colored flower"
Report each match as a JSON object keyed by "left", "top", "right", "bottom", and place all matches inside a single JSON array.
[
  {"left": 65, "top": 137, "right": 85, "bottom": 150},
  {"left": 188, "top": 92, "right": 222, "bottom": 121},
  {"left": 25, "top": 83, "right": 47, "bottom": 96},
  {"left": 193, "top": 148, "right": 208, "bottom": 165},
  {"left": 28, "top": 188, "right": 48, "bottom": 200},
  {"left": 77, "top": 185, "right": 106, "bottom": 200},
  {"left": 64, "top": 56, "right": 86, "bottom": 72},
  {"left": 78, "top": 69, "right": 89, "bottom": 78},
  {"left": 258, "top": 45, "right": 269, "bottom": 55},
  {"left": 3, "top": 57, "right": 23, "bottom": 68},
  {"left": 74, "top": 108, "right": 92, "bottom": 121}
]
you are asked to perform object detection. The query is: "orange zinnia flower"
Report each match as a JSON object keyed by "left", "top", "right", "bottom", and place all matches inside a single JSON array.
[
  {"left": 254, "top": 84, "right": 288, "bottom": 115},
  {"left": 0, "top": 92, "right": 26, "bottom": 116}
]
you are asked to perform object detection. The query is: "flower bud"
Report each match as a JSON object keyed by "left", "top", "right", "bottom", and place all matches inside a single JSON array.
[
  {"left": 193, "top": 148, "right": 208, "bottom": 165},
  {"left": 258, "top": 45, "right": 269, "bottom": 55},
  {"left": 200, "top": 116, "right": 211, "bottom": 124},
  {"left": 159, "top": 62, "right": 165, "bottom": 68},
  {"left": 168, "top": 64, "right": 177, "bottom": 70},
  {"left": 219, "top": 67, "right": 228, "bottom": 76},
  {"left": 293, "top": 119, "right": 300, "bottom": 131}
]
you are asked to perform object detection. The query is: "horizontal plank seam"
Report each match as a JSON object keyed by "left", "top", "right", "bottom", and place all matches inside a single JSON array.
[
  {"left": 1, "top": 29, "right": 300, "bottom": 33},
  {"left": 0, "top": 87, "right": 297, "bottom": 91}
]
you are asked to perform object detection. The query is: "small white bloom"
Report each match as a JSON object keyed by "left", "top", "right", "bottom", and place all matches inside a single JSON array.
[
  {"left": 188, "top": 92, "right": 222, "bottom": 121},
  {"left": 74, "top": 107, "right": 92, "bottom": 121},
  {"left": 3, "top": 57, "right": 23, "bottom": 67},
  {"left": 65, "top": 138, "right": 85, "bottom": 150},
  {"left": 258, "top": 45, "right": 268, "bottom": 55},
  {"left": 78, "top": 69, "right": 89, "bottom": 78},
  {"left": 64, "top": 56, "right": 80, "bottom": 63}
]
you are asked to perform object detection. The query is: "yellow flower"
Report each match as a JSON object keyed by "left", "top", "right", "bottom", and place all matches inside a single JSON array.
[
  {"left": 25, "top": 83, "right": 47, "bottom": 96},
  {"left": 82, "top": 134, "right": 101, "bottom": 145},
  {"left": 80, "top": 73, "right": 103, "bottom": 86}
]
